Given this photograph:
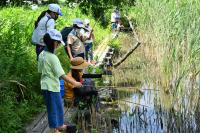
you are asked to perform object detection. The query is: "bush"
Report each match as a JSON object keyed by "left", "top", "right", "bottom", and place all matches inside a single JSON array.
[{"left": 0, "top": 6, "right": 111, "bottom": 132}]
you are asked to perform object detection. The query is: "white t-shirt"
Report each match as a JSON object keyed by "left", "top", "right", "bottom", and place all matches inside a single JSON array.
[
  {"left": 84, "top": 26, "right": 93, "bottom": 43},
  {"left": 111, "top": 12, "right": 117, "bottom": 23},
  {"left": 32, "top": 13, "right": 55, "bottom": 46}
]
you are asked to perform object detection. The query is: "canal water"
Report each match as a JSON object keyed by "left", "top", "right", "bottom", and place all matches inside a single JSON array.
[{"left": 98, "top": 33, "right": 200, "bottom": 133}]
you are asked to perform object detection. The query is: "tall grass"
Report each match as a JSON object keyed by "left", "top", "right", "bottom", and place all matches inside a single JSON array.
[
  {"left": 131, "top": 0, "right": 200, "bottom": 110},
  {"left": 0, "top": 5, "right": 110, "bottom": 132}
]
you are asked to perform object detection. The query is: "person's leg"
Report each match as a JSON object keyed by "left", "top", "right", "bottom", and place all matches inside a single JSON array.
[
  {"left": 43, "top": 91, "right": 64, "bottom": 128},
  {"left": 85, "top": 43, "right": 89, "bottom": 61},
  {"left": 88, "top": 43, "right": 93, "bottom": 61},
  {"left": 43, "top": 90, "right": 57, "bottom": 128},
  {"left": 54, "top": 92, "right": 64, "bottom": 128}
]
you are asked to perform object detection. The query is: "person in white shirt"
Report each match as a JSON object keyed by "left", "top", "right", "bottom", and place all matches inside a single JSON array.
[
  {"left": 111, "top": 7, "right": 120, "bottom": 32},
  {"left": 83, "top": 19, "right": 95, "bottom": 63},
  {"left": 32, "top": 3, "right": 62, "bottom": 60}
]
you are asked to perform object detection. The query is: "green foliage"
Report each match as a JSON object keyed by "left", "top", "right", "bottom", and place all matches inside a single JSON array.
[
  {"left": 108, "top": 37, "right": 120, "bottom": 50},
  {"left": 66, "top": 0, "right": 135, "bottom": 27},
  {"left": 86, "top": 65, "right": 103, "bottom": 74},
  {"left": 133, "top": 0, "right": 200, "bottom": 93},
  {"left": 0, "top": 5, "right": 110, "bottom": 132}
]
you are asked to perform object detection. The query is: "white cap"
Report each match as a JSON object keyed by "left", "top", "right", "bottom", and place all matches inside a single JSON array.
[
  {"left": 84, "top": 19, "right": 90, "bottom": 25},
  {"left": 47, "top": 29, "right": 65, "bottom": 45},
  {"left": 48, "top": 3, "right": 62, "bottom": 16},
  {"left": 73, "top": 18, "right": 84, "bottom": 28}
]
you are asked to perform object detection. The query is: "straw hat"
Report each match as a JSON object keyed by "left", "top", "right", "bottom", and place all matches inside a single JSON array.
[{"left": 70, "top": 57, "right": 89, "bottom": 69}]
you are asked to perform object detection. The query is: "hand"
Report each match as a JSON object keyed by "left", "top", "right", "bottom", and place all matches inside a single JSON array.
[
  {"left": 74, "top": 81, "right": 82, "bottom": 88},
  {"left": 70, "top": 57, "right": 74, "bottom": 61}
]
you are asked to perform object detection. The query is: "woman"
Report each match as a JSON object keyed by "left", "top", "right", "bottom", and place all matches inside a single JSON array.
[
  {"left": 32, "top": 3, "right": 62, "bottom": 60},
  {"left": 38, "top": 29, "right": 82, "bottom": 133}
]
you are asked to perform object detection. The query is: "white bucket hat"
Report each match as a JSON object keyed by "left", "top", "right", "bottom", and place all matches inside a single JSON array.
[
  {"left": 84, "top": 19, "right": 90, "bottom": 25},
  {"left": 48, "top": 3, "right": 62, "bottom": 16},
  {"left": 73, "top": 18, "right": 84, "bottom": 28},
  {"left": 47, "top": 29, "right": 65, "bottom": 45}
]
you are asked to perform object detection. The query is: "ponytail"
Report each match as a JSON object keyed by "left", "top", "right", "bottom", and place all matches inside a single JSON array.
[{"left": 34, "top": 10, "right": 47, "bottom": 29}]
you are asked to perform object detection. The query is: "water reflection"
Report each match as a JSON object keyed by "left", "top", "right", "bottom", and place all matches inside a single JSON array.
[{"left": 110, "top": 83, "right": 200, "bottom": 133}]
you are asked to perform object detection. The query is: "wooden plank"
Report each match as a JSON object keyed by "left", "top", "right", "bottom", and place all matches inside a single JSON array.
[
  {"left": 41, "top": 107, "right": 68, "bottom": 133},
  {"left": 25, "top": 101, "right": 69, "bottom": 133},
  {"left": 32, "top": 113, "right": 48, "bottom": 132},
  {"left": 25, "top": 112, "right": 47, "bottom": 133}
]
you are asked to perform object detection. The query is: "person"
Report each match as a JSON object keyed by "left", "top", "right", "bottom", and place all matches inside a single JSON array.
[
  {"left": 64, "top": 57, "right": 97, "bottom": 106},
  {"left": 32, "top": 3, "right": 62, "bottom": 60},
  {"left": 66, "top": 18, "right": 88, "bottom": 60},
  {"left": 116, "top": 20, "right": 124, "bottom": 31},
  {"left": 111, "top": 7, "right": 121, "bottom": 32},
  {"left": 83, "top": 19, "right": 95, "bottom": 63},
  {"left": 38, "top": 29, "right": 82, "bottom": 133}
]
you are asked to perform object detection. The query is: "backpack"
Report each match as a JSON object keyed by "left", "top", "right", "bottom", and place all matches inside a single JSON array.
[{"left": 60, "top": 27, "right": 73, "bottom": 45}]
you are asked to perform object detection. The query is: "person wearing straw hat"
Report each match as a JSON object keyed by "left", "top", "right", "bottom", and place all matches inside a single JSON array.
[
  {"left": 38, "top": 29, "right": 82, "bottom": 133},
  {"left": 32, "top": 3, "right": 62, "bottom": 60},
  {"left": 64, "top": 57, "right": 89, "bottom": 101},
  {"left": 64, "top": 57, "right": 97, "bottom": 106}
]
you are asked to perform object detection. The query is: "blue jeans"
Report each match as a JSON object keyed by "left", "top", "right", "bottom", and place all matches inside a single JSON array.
[
  {"left": 42, "top": 90, "right": 64, "bottom": 128},
  {"left": 84, "top": 42, "right": 93, "bottom": 61}
]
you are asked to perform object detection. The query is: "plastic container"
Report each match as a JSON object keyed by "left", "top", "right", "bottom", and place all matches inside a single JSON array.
[{"left": 60, "top": 80, "right": 64, "bottom": 97}]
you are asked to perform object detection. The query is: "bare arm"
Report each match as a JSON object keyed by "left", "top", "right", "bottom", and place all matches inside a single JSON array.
[
  {"left": 61, "top": 75, "right": 82, "bottom": 88},
  {"left": 67, "top": 36, "right": 74, "bottom": 60},
  {"left": 67, "top": 45, "right": 73, "bottom": 60}
]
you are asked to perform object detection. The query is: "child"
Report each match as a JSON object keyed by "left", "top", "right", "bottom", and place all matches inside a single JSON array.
[
  {"left": 83, "top": 19, "right": 95, "bottom": 64},
  {"left": 38, "top": 29, "right": 82, "bottom": 133},
  {"left": 64, "top": 57, "right": 97, "bottom": 106},
  {"left": 32, "top": 3, "right": 62, "bottom": 60},
  {"left": 66, "top": 18, "right": 86, "bottom": 60}
]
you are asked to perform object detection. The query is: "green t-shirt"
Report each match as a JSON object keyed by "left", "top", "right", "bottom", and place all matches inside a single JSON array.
[{"left": 38, "top": 51, "right": 65, "bottom": 92}]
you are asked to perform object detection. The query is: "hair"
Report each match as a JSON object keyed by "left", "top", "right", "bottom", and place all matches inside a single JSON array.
[
  {"left": 43, "top": 33, "right": 55, "bottom": 53},
  {"left": 71, "top": 69, "right": 81, "bottom": 82},
  {"left": 34, "top": 10, "right": 52, "bottom": 29},
  {"left": 73, "top": 24, "right": 81, "bottom": 29}
]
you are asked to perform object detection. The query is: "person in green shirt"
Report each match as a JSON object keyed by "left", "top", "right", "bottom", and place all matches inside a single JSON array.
[{"left": 38, "top": 29, "right": 82, "bottom": 133}]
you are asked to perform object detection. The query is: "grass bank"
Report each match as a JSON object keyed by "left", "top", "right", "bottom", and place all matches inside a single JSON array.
[
  {"left": 0, "top": 5, "right": 110, "bottom": 132},
  {"left": 129, "top": 0, "right": 200, "bottom": 111}
]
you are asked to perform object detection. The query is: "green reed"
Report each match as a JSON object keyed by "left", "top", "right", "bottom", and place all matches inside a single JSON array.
[
  {"left": 0, "top": 6, "right": 110, "bottom": 132},
  {"left": 130, "top": 0, "right": 200, "bottom": 108}
]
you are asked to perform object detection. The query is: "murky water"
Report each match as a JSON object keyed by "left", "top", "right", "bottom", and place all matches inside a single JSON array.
[
  {"left": 73, "top": 34, "right": 200, "bottom": 133},
  {"left": 110, "top": 84, "right": 200, "bottom": 133},
  {"left": 98, "top": 34, "right": 200, "bottom": 133}
]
